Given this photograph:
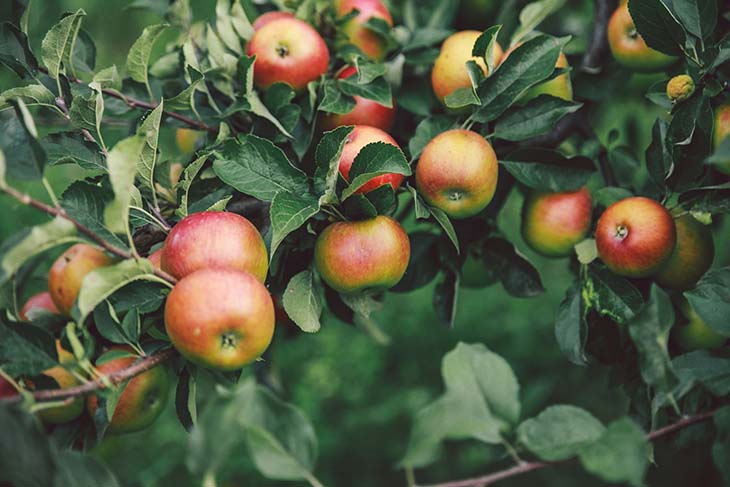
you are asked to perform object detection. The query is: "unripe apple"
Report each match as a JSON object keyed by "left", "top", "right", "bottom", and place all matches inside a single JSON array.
[
  {"left": 595, "top": 197, "right": 676, "bottom": 278},
  {"left": 674, "top": 298, "right": 726, "bottom": 351},
  {"left": 49, "top": 244, "right": 113, "bottom": 316},
  {"left": 314, "top": 216, "right": 410, "bottom": 293},
  {"left": 37, "top": 342, "right": 84, "bottom": 425},
  {"left": 246, "top": 17, "right": 330, "bottom": 92},
  {"left": 666, "top": 75, "right": 695, "bottom": 102},
  {"left": 253, "top": 11, "right": 295, "bottom": 30},
  {"left": 654, "top": 214, "right": 714, "bottom": 291},
  {"left": 337, "top": 125, "right": 404, "bottom": 194},
  {"left": 416, "top": 129, "right": 498, "bottom": 219},
  {"left": 521, "top": 187, "right": 592, "bottom": 257},
  {"left": 165, "top": 269, "right": 275, "bottom": 370},
  {"left": 319, "top": 66, "right": 396, "bottom": 132},
  {"left": 607, "top": 2, "right": 676, "bottom": 73},
  {"left": 147, "top": 248, "right": 163, "bottom": 271},
  {"left": 336, "top": 0, "right": 393, "bottom": 61},
  {"left": 432, "top": 31, "right": 504, "bottom": 106},
  {"left": 88, "top": 349, "right": 170, "bottom": 434},
  {"left": 712, "top": 104, "right": 730, "bottom": 175},
  {"left": 175, "top": 128, "right": 204, "bottom": 154},
  {"left": 19, "top": 291, "right": 59, "bottom": 320},
  {"left": 161, "top": 211, "right": 268, "bottom": 282}
]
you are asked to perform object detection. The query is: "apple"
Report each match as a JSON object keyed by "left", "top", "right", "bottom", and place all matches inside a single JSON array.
[
  {"left": 415, "top": 129, "right": 498, "bottom": 219},
  {"left": 607, "top": 2, "right": 676, "bottom": 73},
  {"left": 521, "top": 188, "right": 592, "bottom": 257},
  {"left": 595, "top": 197, "right": 676, "bottom": 278},
  {"left": 666, "top": 74, "right": 695, "bottom": 103},
  {"left": 19, "top": 291, "right": 59, "bottom": 320},
  {"left": 175, "top": 128, "right": 204, "bottom": 154},
  {"left": 654, "top": 214, "right": 714, "bottom": 291},
  {"left": 314, "top": 215, "right": 410, "bottom": 294},
  {"left": 336, "top": 125, "right": 404, "bottom": 194},
  {"left": 432, "top": 30, "right": 504, "bottom": 106},
  {"left": 164, "top": 269, "right": 275, "bottom": 370},
  {"left": 253, "top": 11, "right": 295, "bottom": 30},
  {"left": 161, "top": 211, "right": 268, "bottom": 282},
  {"left": 674, "top": 298, "right": 726, "bottom": 351},
  {"left": 336, "top": 0, "right": 393, "bottom": 61},
  {"left": 712, "top": 104, "right": 730, "bottom": 175},
  {"left": 48, "top": 244, "right": 113, "bottom": 316},
  {"left": 319, "top": 66, "right": 396, "bottom": 132},
  {"left": 500, "top": 44, "right": 573, "bottom": 102},
  {"left": 37, "top": 342, "right": 84, "bottom": 425},
  {"left": 246, "top": 16, "right": 330, "bottom": 92},
  {"left": 147, "top": 247, "right": 163, "bottom": 271},
  {"left": 88, "top": 349, "right": 170, "bottom": 434},
  {"left": 0, "top": 376, "right": 15, "bottom": 398}
]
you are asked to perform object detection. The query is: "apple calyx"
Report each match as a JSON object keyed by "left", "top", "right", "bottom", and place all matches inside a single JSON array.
[
  {"left": 614, "top": 224, "right": 628, "bottom": 240},
  {"left": 220, "top": 331, "right": 240, "bottom": 350}
]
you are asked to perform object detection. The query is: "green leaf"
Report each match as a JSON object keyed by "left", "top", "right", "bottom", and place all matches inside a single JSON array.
[
  {"left": 166, "top": 65, "right": 204, "bottom": 111},
  {"left": 238, "top": 56, "right": 293, "bottom": 138},
  {"left": 0, "top": 84, "right": 55, "bottom": 111},
  {"left": 339, "top": 76, "right": 393, "bottom": 108},
  {"left": 428, "top": 206, "right": 459, "bottom": 252},
  {"left": 175, "top": 365, "right": 197, "bottom": 432},
  {"left": 0, "top": 404, "right": 58, "bottom": 487},
  {"left": 517, "top": 405, "right": 605, "bottom": 461},
  {"left": 41, "top": 9, "right": 86, "bottom": 79},
  {"left": 43, "top": 132, "right": 104, "bottom": 171},
  {"left": 318, "top": 80, "right": 356, "bottom": 115},
  {"left": 472, "top": 25, "right": 502, "bottom": 75},
  {"left": 0, "top": 22, "right": 38, "bottom": 78},
  {"left": 53, "top": 450, "right": 119, "bottom": 487},
  {"left": 409, "top": 116, "right": 454, "bottom": 159},
  {"left": 62, "top": 181, "right": 127, "bottom": 249},
  {"left": 93, "top": 301, "right": 132, "bottom": 344},
  {"left": 684, "top": 267, "right": 730, "bottom": 336},
  {"left": 313, "top": 126, "right": 353, "bottom": 205},
  {"left": 135, "top": 101, "right": 164, "bottom": 195},
  {"left": 555, "top": 282, "right": 586, "bottom": 365},
  {"left": 578, "top": 418, "right": 648, "bottom": 487},
  {"left": 672, "top": 351, "right": 730, "bottom": 396},
  {"left": 126, "top": 24, "right": 168, "bottom": 90},
  {"left": 213, "top": 135, "right": 309, "bottom": 202},
  {"left": 483, "top": 238, "right": 544, "bottom": 298},
  {"left": 0, "top": 102, "right": 46, "bottom": 181},
  {"left": 175, "top": 155, "right": 207, "bottom": 218},
  {"left": 587, "top": 265, "right": 644, "bottom": 324},
  {"left": 270, "top": 192, "right": 320, "bottom": 259},
  {"left": 713, "top": 406, "right": 730, "bottom": 485},
  {"left": 340, "top": 293, "right": 390, "bottom": 345},
  {"left": 92, "top": 65, "right": 122, "bottom": 91},
  {"left": 500, "top": 149, "right": 595, "bottom": 192},
  {"left": 645, "top": 118, "right": 672, "bottom": 189},
  {"left": 104, "top": 135, "right": 145, "bottom": 234},
  {"left": 574, "top": 239, "right": 597, "bottom": 265},
  {"left": 341, "top": 142, "right": 411, "bottom": 200},
  {"left": 283, "top": 270, "right": 324, "bottom": 333},
  {"left": 433, "top": 269, "right": 459, "bottom": 328},
  {"left": 673, "top": 0, "right": 717, "bottom": 41},
  {"left": 511, "top": 0, "right": 567, "bottom": 44},
  {"left": 0, "top": 217, "right": 78, "bottom": 285},
  {"left": 495, "top": 95, "right": 582, "bottom": 141},
  {"left": 0, "top": 320, "right": 58, "bottom": 376},
  {"left": 628, "top": 0, "right": 685, "bottom": 56}
]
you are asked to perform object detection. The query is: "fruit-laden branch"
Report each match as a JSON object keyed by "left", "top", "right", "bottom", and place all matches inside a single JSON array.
[
  {"left": 0, "top": 348, "right": 176, "bottom": 404},
  {"left": 0, "top": 185, "right": 178, "bottom": 285},
  {"left": 415, "top": 409, "right": 717, "bottom": 487}
]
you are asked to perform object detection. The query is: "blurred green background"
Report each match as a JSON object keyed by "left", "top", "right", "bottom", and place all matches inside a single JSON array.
[{"left": 1, "top": 1, "right": 728, "bottom": 486}]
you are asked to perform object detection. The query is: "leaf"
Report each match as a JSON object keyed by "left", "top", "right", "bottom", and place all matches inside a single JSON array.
[
  {"left": 0, "top": 22, "right": 38, "bottom": 78},
  {"left": 683, "top": 267, "right": 730, "bottom": 336},
  {"left": 428, "top": 206, "right": 459, "bottom": 252},
  {"left": 472, "top": 25, "right": 502, "bottom": 74},
  {"left": 555, "top": 282, "right": 587, "bottom": 365},
  {"left": 483, "top": 238, "right": 544, "bottom": 297},
  {"left": 175, "top": 155, "right": 207, "bottom": 219},
  {"left": 0, "top": 102, "right": 46, "bottom": 181},
  {"left": 0, "top": 84, "right": 55, "bottom": 111},
  {"left": 574, "top": 239, "right": 597, "bottom": 265},
  {"left": 92, "top": 65, "right": 122, "bottom": 91},
  {"left": 53, "top": 450, "right": 119, "bottom": 487},
  {"left": 672, "top": 351, "right": 730, "bottom": 396},
  {"left": 672, "top": 0, "right": 717, "bottom": 42},
  {"left": 578, "top": 418, "right": 648, "bottom": 487},
  {"left": 282, "top": 270, "right": 324, "bottom": 333},
  {"left": 104, "top": 135, "right": 145, "bottom": 234},
  {"left": 0, "top": 217, "right": 78, "bottom": 285},
  {"left": 392, "top": 232, "right": 440, "bottom": 293},
  {"left": 213, "top": 135, "right": 309, "bottom": 202},
  {"left": 495, "top": 95, "right": 582, "bottom": 141},
  {"left": 511, "top": 0, "right": 567, "bottom": 44},
  {"left": 43, "top": 132, "right": 104, "bottom": 171},
  {"left": 628, "top": 0, "right": 685, "bottom": 56},
  {"left": 166, "top": 65, "right": 204, "bottom": 111},
  {"left": 517, "top": 405, "right": 605, "bottom": 461},
  {"left": 270, "top": 192, "right": 320, "bottom": 259},
  {"left": 92, "top": 301, "right": 131, "bottom": 344},
  {"left": 313, "top": 126, "right": 353, "bottom": 205},
  {"left": 318, "top": 80, "right": 356, "bottom": 115},
  {"left": 433, "top": 269, "right": 459, "bottom": 328},
  {"left": 62, "top": 182, "right": 127, "bottom": 249},
  {"left": 409, "top": 116, "right": 454, "bottom": 159},
  {"left": 340, "top": 294, "right": 390, "bottom": 345},
  {"left": 238, "top": 56, "right": 293, "bottom": 138},
  {"left": 339, "top": 76, "right": 393, "bottom": 107},
  {"left": 587, "top": 265, "right": 644, "bottom": 324},
  {"left": 500, "top": 149, "right": 595, "bottom": 191},
  {"left": 341, "top": 142, "right": 411, "bottom": 200},
  {"left": 41, "top": 9, "right": 86, "bottom": 79},
  {"left": 0, "top": 320, "right": 58, "bottom": 376},
  {"left": 175, "top": 366, "right": 197, "bottom": 432},
  {"left": 646, "top": 118, "right": 672, "bottom": 189},
  {"left": 0, "top": 404, "right": 58, "bottom": 487},
  {"left": 126, "top": 24, "right": 168, "bottom": 88},
  {"left": 135, "top": 101, "right": 164, "bottom": 195}
]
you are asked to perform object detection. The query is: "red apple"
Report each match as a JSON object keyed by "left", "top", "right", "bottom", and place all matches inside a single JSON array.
[
  {"left": 319, "top": 66, "right": 396, "bottom": 132},
  {"left": 161, "top": 211, "right": 268, "bottom": 282},
  {"left": 314, "top": 215, "right": 410, "bottom": 293},
  {"left": 338, "top": 125, "right": 404, "bottom": 194},
  {"left": 147, "top": 247, "right": 163, "bottom": 271},
  {"left": 416, "top": 129, "right": 498, "bottom": 219},
  {"left": 246, "top": 16, "right": 330, "bottom": 92},
  {"left": 48, "top": 244, "right": 113, "bottom": 316},
  {"left": 607, "top": 2, "right": 676, "bottom": 73},
  {"left": 595, "top": 197, "right": 676, "bottom": 277},
  {"left": 253, "top": 11, "right": 295, "bottom": 30},
  {"left": 164, "top": 269, "right": 275, "bottom": 370},
  {"left": 654, "top": 214, "right": 714, "bottom": 291},
  {"left": 336, "top": 0, "right": 393, "bottom": 61},
  {"left": 19, "top": 291, "right": 59, "bottom": 320},
  {"left": 521, "top": 188, "right": 593, "bottom": 257}
]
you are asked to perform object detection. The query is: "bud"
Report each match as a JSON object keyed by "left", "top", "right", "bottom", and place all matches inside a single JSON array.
[{"left": 666, "top": 75, "right": 695, "bottom": 102}]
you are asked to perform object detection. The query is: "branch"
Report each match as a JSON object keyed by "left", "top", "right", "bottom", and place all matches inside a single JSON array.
[
  {"left": 0, "top": 349, "right": 176, "bottom": 404},
  {"left": 416, "top": 409, "right": 718, "bottom": 487}
]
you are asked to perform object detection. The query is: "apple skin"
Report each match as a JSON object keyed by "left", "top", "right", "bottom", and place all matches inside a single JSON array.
[
  {"left": 0, "top": 376, "right": 15, "bottom": 398},
  {"left": 165, "top": 269, "right": 275, "bottom": 371},
  {"left": 246, "top": 17, "right": 330, "bottom": 92},
  {"left": 253, "top": 11, "right": 295, "bottom": 30},
  {"left": 674, "top": 299, "right": 726, "bottom": 351},
  {"left": 336, "top": 0, "right": 393, "bottom": 61},
  {"left": 607, "top": 2, "right": 676, "bottom": 73},
  {"left": 416, "top": 129, "right": 498, "bottom": 219},
  {"left": 319, "top": 66, "right": 396, "bottom": 132},
  {"left": 595, "top": 197, "right": 676, "bottom": 278},
  {"left": 147, "top": 248, "right": 163, "bottom": 271},
  {"left": 88, "top": 350, "right": 170, "bottom": 434},
  {"left": 19, "top": 291, "right": 59, "bottom": 320},
  {"left": 432, "top": 31, "right": 504, "bottom": 106},
  {"left": 337, "top": 125, "right": 404, "bottom": 194},
  {"left": 712, "top": 104, "right": 730, "bottom": 175},
  {"left": 161, "top": 212, "right": 268, "bottom": 282},
  {"left": 48, "top": 244, "right": 113, "bottom": 316},
  {"left": 175, "top": 128, "right": 204, "bottom": 154},
  {"left": 654, "top": 214, "right": 714, "bottom": 291},
  {"left": 37, "top": 343, "right": 84, "bottom": 425},
  {"left": 314, "top": 216, "right": 410, "bottom": 294},
  {"left": 521, "top": 187, "right": 592, "bottom": 257}
]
